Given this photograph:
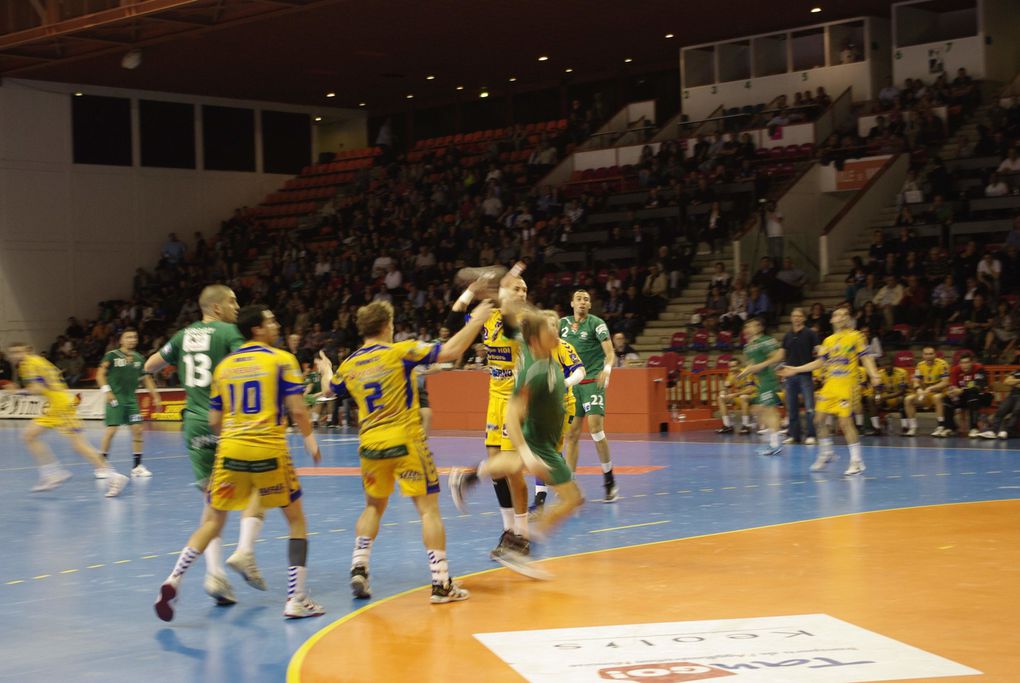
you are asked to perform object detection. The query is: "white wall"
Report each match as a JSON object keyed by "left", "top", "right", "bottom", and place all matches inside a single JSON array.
[
  {"left": 892, "top": 36, "right": 984, "bottom": 84},
  {"left": 983, "top": 0, "right": 1020, "bottom": 84},
  {"left": 0, "top": 79, "right": 354, "bottom": 349}
]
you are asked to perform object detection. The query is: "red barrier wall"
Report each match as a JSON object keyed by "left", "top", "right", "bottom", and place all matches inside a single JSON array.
[{"left": 427, "top": 368, "right": 670, "bottom": 433}]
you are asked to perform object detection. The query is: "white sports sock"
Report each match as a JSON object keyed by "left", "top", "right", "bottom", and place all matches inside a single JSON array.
[
  {"left": 600, "top": 461, "right": 613, "bottom": 474},
  {"left": 819, "top": 437, "right": 834, "bottom": 455},
  {"left": 287, "top": 565, "right": 307, "bottom": 599},
  {"left": 427, "top": 549, "right": 449, "bottom": 586},
  {"left": 352, "top": 536, "right": 373, "bottom": 569},
  {"left": 742, "top": 415, "right": 751, "bottom": 426},
  {"left": 238, "top": 516, "right": 263, "bottom": 554},
  {"left": 901, "top": 418, "right": 908, "bottom": 429},
  {"left": 514, "top": 513, "right": 529, "bottom": 539},
  {"left": 848, "top": 441, "right": 863, "bottom": 463},
  {"left": 205, "top": 536, "right": 224, "bottom": 576},
  {"left": 499, "top": 508, "right": 514, "bottom": 531},
  {"left": 768, "top": 430, "right": 780, "bottom": 448},
  {"left": 870, "top": 416, "right": 881, "bottom": 429},
  {"left": 722, "top": 415, "right": 732, "bottom": 427},
  {"left": 534, "top": 482, "right": 548, "bottom": 495},
  {"left": 854, "top": 414, "right": 864, "bottom": 427},
  {"left": 908, "top": 418, "right": 917, "bottom": 429},
  {"left": 170, "top": 546, "right": 200, "bottom": 580}
]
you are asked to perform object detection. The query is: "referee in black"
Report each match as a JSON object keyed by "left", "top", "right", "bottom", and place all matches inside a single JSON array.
[{"left": 782, "top": 308, "right": 820, "bottom": 445}]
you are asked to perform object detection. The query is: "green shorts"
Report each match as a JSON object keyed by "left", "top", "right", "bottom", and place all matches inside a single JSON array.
[
  {"left": 303, "top": 394, "right": 318, "bottom": 408},
  {"left": 105, "top": 399, "right": 142, "bottom": 427},
  {"left": 530, "top": 442, "right": 573, "bottom": 486},
  {"left": 572, "top": 382, "right": 606, "bottom": 417},
  {"left": 752, "top": 382, "right": 782, "bottom": 407},
  {"left": 183, "top": 410, "right": 218, "bottom": 485}
]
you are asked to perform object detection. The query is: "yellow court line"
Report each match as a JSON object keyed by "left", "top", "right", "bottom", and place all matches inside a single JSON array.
[
  {"left": 113, "top": 560, "right": 131, "bottom": 565},
  {"left": 34, "top": 575, "right": 50, "bottom": 580},
  {"left": 60, "top": 569, "right": 78, "bottom": 574},
  {"left": 6, "top": 580, "right": 23, "bottom": 585},
  {"left": 285, "top": 497, "right": 1020, "bottom": 683},
  {"left": 141, "top": 555, "right": 159, "bottom": 560},
  {"left": 590, "top": 520, "right": 670, "bottom": 534}
]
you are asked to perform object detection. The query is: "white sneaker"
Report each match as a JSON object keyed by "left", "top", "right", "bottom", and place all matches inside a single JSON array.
[
  {"left": 284, "top": 595, "right": 325, "bottom": 619},
  {"left": 495, "top": 549, "right": 552, "bottom": 581},
  {"left": 104, "top": 472, "right": 129, "bottom": 498},
  {"left": 94, "top": 467, "right": 110, "bottom": 479},
  {"left": 931, "top": 426, "right": 944, "bottom": 437},
  {"left": 968, "top": 428, "right": 979, "bottom": 438},
  {"left": 782, "top": 437, "right": 797, "bottom": 445},
  {"left": 934, "top": 427, "right": 950, "bottom": 438},
  {"left": 154, "top": 577, "right": 180, "bottom": 622},
  {"left": 810, "top": 452, "right": 835, "bottom": 472},
  {"left": 905, "top": 427, "right": 916, "bottom": 437},
  {"left": 131, "top": 464, "right": 152, "bottom": 477},
  {"left": 226, "top": 551, "right": 268, "bottom": 591},
  {"left": 999, "top": 431, "right": 1008, "bottom": 439},
  {"left": 804, "top": 437, "right": 817, "bottom": 445},
  {"left": 204, "top": 572, "right": 237, "bottom": 605},
  {"left": 430, "top": 580, "right": 471, "bottom": 604},
  {"left": 978, "top": 430, "right": 997, "bottom": 440},
  {"left": 843, "top": 459, "right": 866, "bottom": 476},
  {"left": 31, "top": 468, "right": 73, "bottom": 492}
]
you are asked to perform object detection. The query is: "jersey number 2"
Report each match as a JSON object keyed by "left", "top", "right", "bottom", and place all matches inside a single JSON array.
[{"left": 364, "top": 382, "right": 383, "bottom": 414}]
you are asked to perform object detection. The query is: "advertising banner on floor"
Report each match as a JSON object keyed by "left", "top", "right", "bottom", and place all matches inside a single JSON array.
[
  {"left": 474, "top": 614, "right": 980, "bottom": 682},
  {"left": 0, "top": 388, "right": 186, "bottom": 422}
]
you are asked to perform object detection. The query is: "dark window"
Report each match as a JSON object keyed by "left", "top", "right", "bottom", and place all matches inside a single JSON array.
[
  {"left": 261, "top": 110, "right": 311, "bottom": 174},
  {"left": 72, "top": 95, "right": 132, "bottom": 166},
  {"left": 140, "top": 100, "right": 195, "bottom": 169},
  {"left": 203, "top": 105, "right": 255, "bottom": 172}
]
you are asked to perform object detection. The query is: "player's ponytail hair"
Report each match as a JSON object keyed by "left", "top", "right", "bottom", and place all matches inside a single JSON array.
[{"left": 356, "top": 301, "right": 394, "bottom": 338}]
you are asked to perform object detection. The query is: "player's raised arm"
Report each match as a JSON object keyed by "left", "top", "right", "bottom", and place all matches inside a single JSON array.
[
  {"left": 144, "top": 351, "right": 168, "bottom": 375},
  {"left": 436, "top": 300, "right": 494, "bottom": 363}
]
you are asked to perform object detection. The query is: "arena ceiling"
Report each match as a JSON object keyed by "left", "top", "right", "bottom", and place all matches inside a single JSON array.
[{"left": 0, "top": 0, "right": 898, "bottom": 112}]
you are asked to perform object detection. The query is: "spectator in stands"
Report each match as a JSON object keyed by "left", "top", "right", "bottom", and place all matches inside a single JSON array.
[
  {"left": 873, "top": 275, "right": 904, "bottom": 331},
  {"left": 976, "top": 252, "right": 1002, "bottom": 297},
  {"left": 985, "top": 172, "right": 1010, "bottom": 198},
  {"left": 704, "top": 285, "right": 728, "bottom": 317},
  {"left": 815, "top": 87, "right": 832, "bottom": 109},
  {"left": 856, "top": 301, "right": 883, "bottom": 336},
  {"left": 985, "top": 300, "right": 1018, "bottom": 362},
  {"left": 1008, "top": 215, "right": 1020, "bottom": 250},
  {"left": 775, "top": 257, "right": 807, "bottom": 309},
  {"left": 925, "top": 246, "right": 951, "bottom": 286},
  {"left": 901, "top": 275, "right": 930, "bottom": 337},
  {"left": 845, "top": 256, "right": 868, "bottom": 300},
  {"left": 641, "top": 263, "right": 669, "bottom": 317},
  {"left": 657, "top": 245, "right": 685, "bottom": 294},
  {"left": 944, "top": 352, "right": 991, "bottom": 437},
  {"left": 806, "top": 302, "right": 831, "bottom": 337},
  {"left": 997, "top": 148, "right": 1020, "bottom": 175},
  {"left": 950, "top": 68, "right": 978, "bottom": 108},
  {"left": 878, "top": 79, "right": 900, "bottom": 109},
  {"left": 927, "top": 158, "right": 953, "bottom": 199},
  {"left": 782, "top": 307, "right": 819, "bottom": 445},
  {"left": 710, "top": 261, "right": 732, "bottom": 292},
  {"left": 868, "top": 230, "right": 887, "bottom": 265},
  {"left": 763, "top": 201, "right": 784, "bottom": 264},
  {"left": 57, "top": 349, "right": 84, "bottom": 387},
  {"left": 161, "top": 232, "right": 186, "bottom": 265},
  {"left": 854, "top": 273, "right": 878, "bottom": 310},
  {"left": 611, "top": 333, "right": 639, "bottom": 367},
  {"left": 719, "top": 280, "right": 748, "bottom": 332},
  {"left": 750, "top": 256, "right": 778, "bottom": 297},
  {"left": 698, "top": 201, "right": 727, "bottom": 255},
  {"left": 620, "top": 285, "right": 644, "bottom": 337},
  {"left": 746, "top": 284, "right": 772, "bottom": 325},
  {"left": 981, "top": 368, "right": 1020, "bottom": 439},
  {"left": 962, "top": 293, "right": 993, "bottom": 350}
]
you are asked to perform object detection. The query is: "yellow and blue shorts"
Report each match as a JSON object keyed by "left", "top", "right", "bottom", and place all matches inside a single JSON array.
[
  {"left": 208, "top": 441, "right": 301, "bottom": 511},
  {"left": 359, "top": 439, "right": 440, "bottom": 499},
  {"left": 35, "top": 396, "right": 82, "bottom": 435},
  {"left": 817, "top": 381, "right": 857, "bottom": 418},
  {"left": 485, "top": 393, "right": 513, "bottom": 450}
]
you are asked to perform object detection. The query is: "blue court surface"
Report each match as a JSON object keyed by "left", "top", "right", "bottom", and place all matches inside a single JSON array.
[{"left": 1, "top": 421, "right": 1017, "bottom": 683}]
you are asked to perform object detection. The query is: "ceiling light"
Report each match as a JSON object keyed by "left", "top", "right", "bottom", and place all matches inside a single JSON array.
[
  {"left": 564, "top": 68, "right": 573, "bottom": 73},
  {"left": 121, "top": 49, "right": 141, "bottom": 70},
  {"left": 358, "top": 102, "right": 366, "bottom": 107},
  {"left": 326, "top": 92, "right": 336, "bottom": 98},
  {"left": 810, "top": 6, "right": 822, "bottom": 12},
  {"left": 456, "top": 85, "right": 464, "bottom": 91},
  {"left": 665, "top": 33, "right": 675, "bottom": 39},
  {"left": 73, "top": 91, "right": 83, "bottom": 96},
  {"left": 480, "top": 91, "right": 489, "bottom": 98},
  {"left": 314, "top": 116, "right": 322, "bottom": 122},
  {"left": 537, "top": 55, "right": 549, "bottom": 61},
  {"left": 624, "top": 57, "right": 633, "bottom": 63},
  {"left": 508, "top": 77, "right": 517, "bottom": 82},
  {"left": 426, "top": 75, "right": 436, "bottom": 80},
  {"left": 406, "top": 94, "right": 414, "bottom": 99}
]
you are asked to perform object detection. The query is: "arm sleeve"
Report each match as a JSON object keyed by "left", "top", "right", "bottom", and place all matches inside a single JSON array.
[
  {"left": 228, "top": 326, "right": 245, "bottom": 353},
  {"left": 329, "top": 369, "right": 349, "bottom": 399},
  {"left": 595, "top": 320, "right": 610, "bottom": 342},
  {"left": 399, "top": 340, "right": 441, "bottom": 367}
]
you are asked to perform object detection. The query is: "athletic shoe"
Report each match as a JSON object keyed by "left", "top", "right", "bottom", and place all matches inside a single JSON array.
[
  {"left": 843, "top": 460, "right": 866, "bottom": 476},
  {"left": 447, "top": 468, "right": 477, "bottom": 514},
  {"left": 603, "top": 482, "right": 619, "bottom": 503},
  {"left": 999, "top": 431, "right": 1008, "bottom": 439},
  {"left": 226, "top": 550, "right": 268, "bottom": 591},
  {"left": 490, "top": 530, "right": 514, "bottom": 561},
  {"left": 350, "top": 565, "right": 371, "bottom": 599},
  {"left": 154, "top": 578, "right": 180, "bottom": 622},
  {"left": 510, "top": 533, "right": 531, "bottom": 557},
  {"left": 94, "top": 468, "right": 110, "bottom": 479},
  {"left": 756, "top": 446, "right": 782, "bottom": 457},
  {"left": 904, "top": 427, "right": 917, "bottom": 437},
  {"left": 131, "top": 464, "right": 152, "bottom": 477},
  {"left": 932, "top": 426, "right": 947, "bottom": 437},
  {"left": 810, "top": 452, "right": 835, "bottom": 472},
  {"left": 104, "top": 472, "right": 130, "bottom": 498},
  {"left": 978, "top": 431, "right": 997, "bottom": 440},
  {"left": 31, "top": 469, "right": 72, "bottom": 492},
  {"left": 203, "top": 572, "right": 237, "bottom": 606},
  {"left": 968, "top": 428, "right": 979, "bottom": 438},
  {"left": 431, "top": 580, "right": 470, "bottom": 604},
  {"left": 756, "top": 427, "right": 767, "bottom": 435},
  {"left": 284, "top": 595, "right": 325, "bottom": 619},
  {"left": 716, "top": 425, "right": 734, "bottom": 434},
  {"left": 495, "top": 548, "right": 552, "bottom": 581},
  {"left": 863, "top": 426, "right": 878, "bottom": 436},
  {"left": 737, "top": 426, "right": 752, "bottom": 435},
  {"left": 804, "top": 437, "right": 817, "bottom": 446},
  {"left": 782, "top": 437, "right": 797, "bottom": 445}
]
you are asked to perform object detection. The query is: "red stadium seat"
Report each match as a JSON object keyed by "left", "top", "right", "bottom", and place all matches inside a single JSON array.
[
  {"left": 669, "top": 331, "right": 688, "bottom": 351},
  {"left": 690, "top": 329, "right": 709, "bottom": 350},
  {"left": 945, "top": 323, "right": 966, "bottom": 345},
  {"left": 715, "top": 354, "right": 733, "bottom": 369},
  {"left": 690, "top": 354, "right": 709, "bottom": 373},
  {"left": 646, "top": 355, "right": 665, "bottom": 368}
]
